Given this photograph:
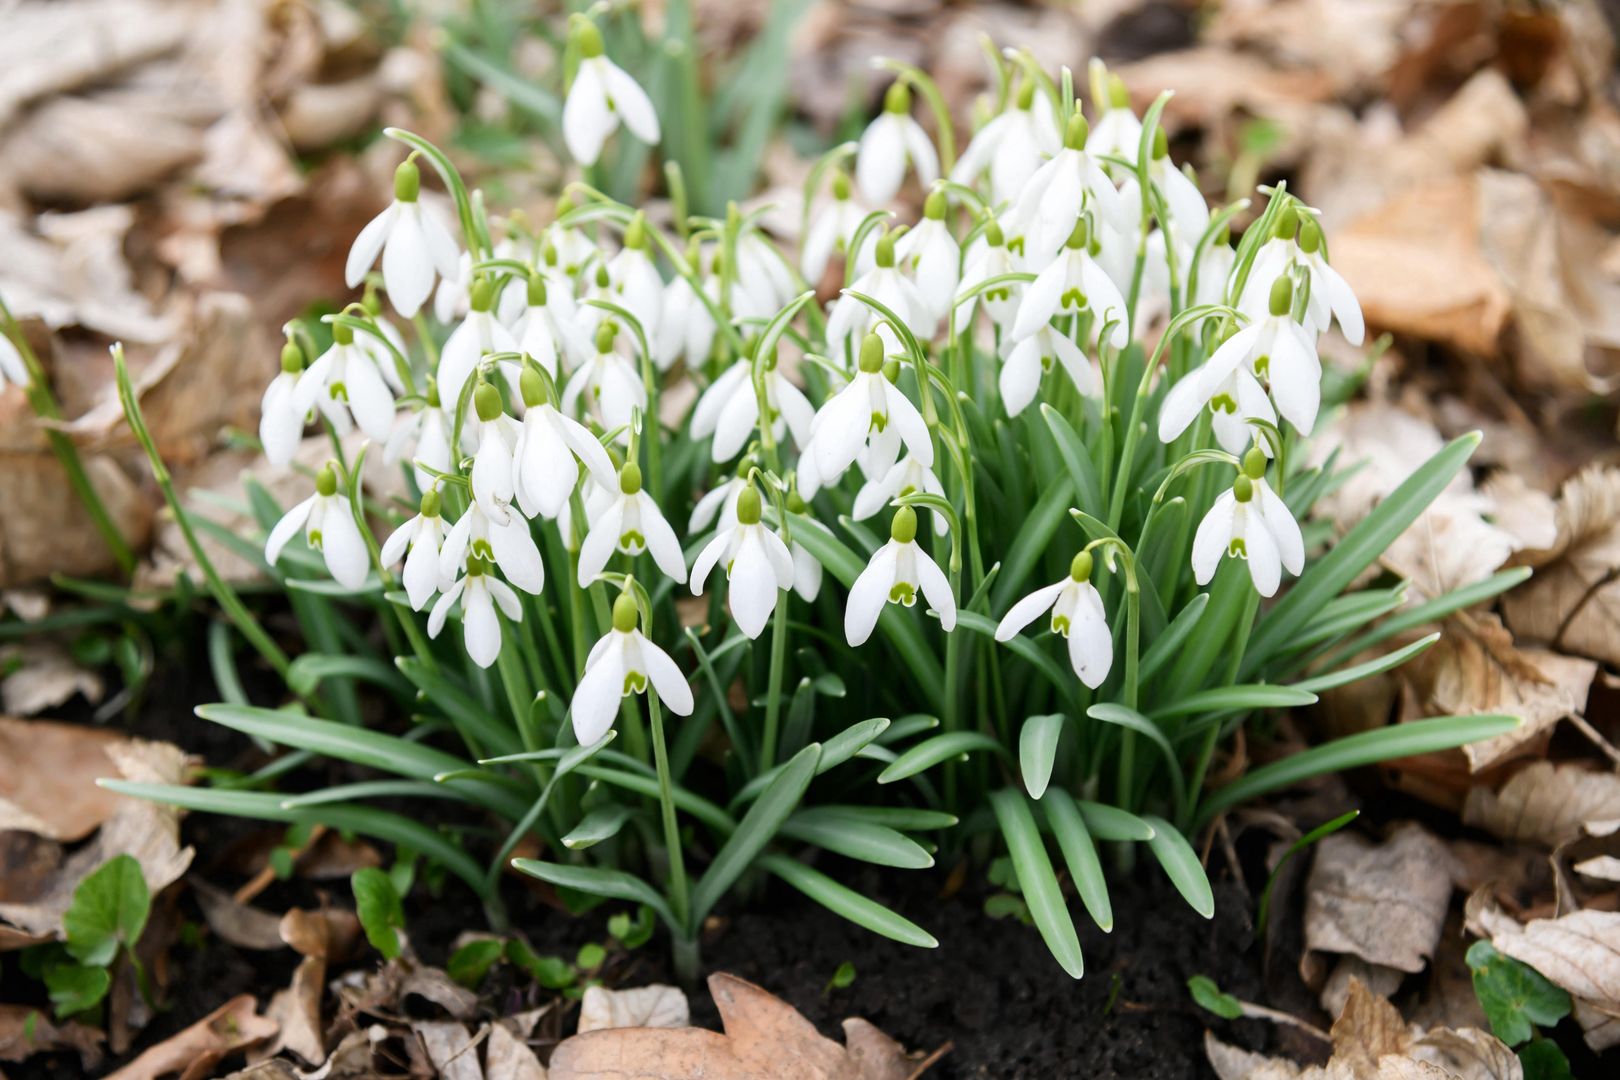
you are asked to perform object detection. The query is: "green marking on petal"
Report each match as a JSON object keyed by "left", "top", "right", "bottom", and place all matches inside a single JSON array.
[
  {"left": 1051, "top": 614, "right": 1071, "bottom": 637},
  {"left": 619, "top": 529, "right": 646, "bottom": 554},
  {"left": 1228, "top": 538, "right": 1248, "bottom": 559},
  {"left": 888, "top": 582, "right": 917, "bottom": 607}
]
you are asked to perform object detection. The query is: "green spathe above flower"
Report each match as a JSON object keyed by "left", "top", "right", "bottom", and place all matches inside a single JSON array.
[
  {"left": 845, "top": 505, "right": 956, "bottom": 646},
  {"left": 562, "top": 16, "right": 661, "bottom": 167},
  {"left": 995, "top": 550, "right": 1113, "bottom": 689},
  {"left": 571, "top": 589, "right": 694, "bottom": 745},
  {"left": 1191, "top": 451, "right": 1304, "bottom": 597}
]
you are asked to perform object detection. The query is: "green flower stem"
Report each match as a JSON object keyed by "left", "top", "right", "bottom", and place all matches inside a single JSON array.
[
  {"left": 647, "top": 693, "right": 691, "bottom": 933},
  {"left": 758, "top": 597, "right": 789, "bottom": 773},
  {"left": 1, "top": 298, "right": 136, "bottom": 577}
]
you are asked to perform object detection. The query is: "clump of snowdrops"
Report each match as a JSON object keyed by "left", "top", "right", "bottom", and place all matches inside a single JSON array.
[{"left": 101, "top": 19, "right": 1516, "bottom": 978}]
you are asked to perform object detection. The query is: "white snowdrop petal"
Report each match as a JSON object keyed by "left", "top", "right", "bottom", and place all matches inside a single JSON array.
[
  {"left": 995, "top": 580, "right": 1066, "bottom": 641},
  {"left": 1192, "top": 491, "right": 1237, "bottom": 586},
  {"left": 845, "top": 542, "right": 899, "bottom": 646},
  {"left": 636, "top": 632, "right": 693, "bottom": 715},
  {"left": 571, "top": 640, "right": 627, "bottom": 744},
  {"left": 345, "top": 205, "right": 395, "bottom": 288},
  {"left": 264, "top": 496, "right": 315, "bottom": 567}
]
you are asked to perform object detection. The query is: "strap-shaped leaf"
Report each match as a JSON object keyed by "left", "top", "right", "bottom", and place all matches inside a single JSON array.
[
  {"left": 1141, "top": 815, "right": 1214, "bottom": 919},
  {"left": 1086, "top": 704, "right": 1187, "bottom": 820},
  {"left": 1152, "top": 684, "right": 1317, "bottom": 719},
  {"left": 563, "top": 805, "right": 634, "bottom": 850},
  {"left": 512, "top": 860, "right": 676, "bottom": 931},
  {"left": 287, "top": 654, "right": 413, "bottom": 699},
  {"left": 1077, "top": 801, "right": 1156, "bottom": 841},
  {"left": 955, "top": 612, "right": 1081, "bottom": 710},
  {"left": 990, "top": 787, "right": 1082, "bottom": 978},
  {"left": 814, "top": 805, "right": 958, "bottom": 831},
  {"left": 781, "top": 809, "right": 933, "bottom": 869},
  {"left": 757, "top": 854, "right": 936, "bottom": 948},
  {"left": 729, "top": 717, "right": 889, "bottom": 809},
  {"left": 1139, "top": 592, "right": 1209, "bottom": 682},
  {"left": 1019, "top": 714, "right": 1066, "bottom": 800},
  {"left": 877, "top": 731, "right": 1009, "bottom": 784},
  {"left": 1044, "top": 790, "right": 1112, "bottom": 932},
  {"left": 396, "top": 657, "right": 524, "bottom": 759},
  {"left": 1289, "top": 633, "right": 1439, "bottom": 695}
]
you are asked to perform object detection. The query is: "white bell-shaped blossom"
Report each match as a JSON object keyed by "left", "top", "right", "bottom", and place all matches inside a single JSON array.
[
  {"left": 1159, "top": 277, "right": 1320, "bottom": 445},
  {"left": 995, "top": 551, "right": 1112, "bottom": 689},
  {"left": 950, "top": 80, "right": 1060, "bottom": 206},
  {"left": 380, "top": 488, "right": 451, "bottom": 610},
  {"left": 511, "top": 273, "right": 591, "bottom": 377},
  {"left": 605, "top": 215, "right": 664, "bottom": 345},
  {"left": 999, "top": 325, "right": 1101, "bottom": 418},
  {"left": 802, "top": 333, "right": 933, "bottom": 491},
  {"left": 1144, "top": 139, "right": 1210, "bottom": 244},
  {"left": 654, "top": 251, "right": 718, "bottom": 371},
  {"left": 690, "top": 486, "right": 796, "bottom": 639},
  {"left": 0, "top": 333, "right": 29, "bottom": 391},
  {"left": 434, "top": 251, "right": 473, "bottom": 326},
  {"left": 801, "top": 171, "right": 868, "bottom": 283},
  {"left": 1238, "top": 208, "right": 1364, "bottom": 346},
  {"left": 571, "top": 591, "right": 693, "bottom": 745},
  {"left": 826, "top": 231, "right": 934, "bottom": 357},
  {"left": 855, "top": 81, "right": 939, "bottom": 205},
  {"left": 437, "top": 500, "right": 545, "bottom": 596},
  {"left": 437, "top": 278, "right": 519, "bottom": 421},
  {"left": 264, "top": 465, "right": 370, "bottom": 590},
  {"left": 954, "top": 220, "right": 1022, "bottom": 331},
  {"left": 689, "top": 352, "right": 815, "bottom": 464},
  {"left": 292, "top": 323, "right": 397, "bottom": 444},
  {"left": 577, "top": 461, "right": 687, "bottom": 586},
  {"left": 510, "top": 366, "right": 619, "bottom": 520},
  {"left": 345, "top": 160, "right": 461, "bottom": 320},
  {"left": 845, "top": 506, "right": 955, "bottom": 646},
  {"left": 384, "top": 384, "right": 454, "bottom": 493},
  {"left": 428, "top": 556, "right": 524, "bottom": 669},
  {"left": 853, "top": 453, "right": 948, "bottom": 536},
  {"left": 260, "top": 342, "right": 309, "bottom": 466},
  {"left": 1085, "top": 70, "right": 1143, "bottom": 167},
  {"left": 543, "top": 198, "right": 600, "bottom": 280},
  {"left": 468, "top": 383, "right": 521, "bottom": 523},
  {"left": 735, "top": 224, "right": 798, "bottom": 312},
  {"left": 562, "top": 321, "right": 647, "bottom": 438},
  {"left": 895, "top": 190, "right": 961, "bottom": 327},
  {"left": 689, "top": 473, "right": 747, "bottom": 535},
  {"left": 1005, "top": 113, "right": 1127, "bottom": 265},
  {"left": 1193, "top": 460, "right": 1304, "bottom": 597},
  {"left": 562, "top": 19, "right": 660, "bottom": 166},
  {"left": 1011, "top": 218, "right": 1130, "bottom": 349},
  {"left": 786, "top": 518, "right": 823, "bottom": 603}
]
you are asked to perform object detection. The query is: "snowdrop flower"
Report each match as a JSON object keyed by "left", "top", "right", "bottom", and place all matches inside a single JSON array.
[
  {"left": 690, "top": 471, "right": 747, "bottom": 535},
  {"left": 1192, "top": 230, "right": 1236, "bottom": 311},
  {"left": 1011, "top": 218, "right": 1130, "bottom": 349},
  {"left": 856, "top": 81, "right": 939, "bottom": 205},
  {"left": 544, "top": 199, "right": 599, "bottom": 280},
  {"left": 784, "top": 501, "right": 823, "bottom": 603},
  {"left": 1238, "top": 209, "right": 1364, "bottom": 346},
  {"left": 1159, "top": 277, "right": 1320, "bottom": 447},
  {"left": 801, "top": 170, "right": 867, "bottom": 283},
  {"left": 690, "top": 486, "right": 796, "bottom": 639},
  {"left": 571, "top": 590, "right": 693, "bottom": 745},
  {"left": 826, "top": 231, "right": 934, "bottom": 357},
  {"left": 562, "top": 17, "right": 660, "bottom": 166},
  {"left": 384, "top": 380, "right": 454, "bottom": 492},
  {"left": 438, "top": 279, "right": 519, "bottom": 421},
  {"left": 434, "top": 251, "right": 473, "bottom": 326},
  {"left": 380, "top": 488, "right": 450, "bottom": 610},
  {"left": 895, "top": 190, "right": 961, "bottom": 326},
  {"left": 998, "top": 325, "right": 1101, "bottom": 418},
  {"left": 0, "top": 332, "right": 29, "bottom": 391},
  {"left": 606, "top": 214, "right": 664, "bottom": 346},
  {"left": 1005, "top": 114, "right": 1127, "bottom": 264},
  {"left": 845, "top": 506, "right": 955, "bottom": 646},
  {"left": 512, "top": 274, "right": 592, "bottom": 377},
  {"left": 437, "top": 500, "right": 545, "bottom": 597},
  {"left": 577, "top": 461, "right": 687, "bottom": 587},
  {"left": 853, "top": 453, "right": 948, "bottom": 536},
  {"left": 292, "top": 322, "right": 397, "bottom": 443},
  {"left": 1085, "top": 71, "right": 1142, "bottom": 166},
  {"left": 655, "top": 245, "right": 718, "bottom": 371},
  {"left": 1141, "top": 131, "right": 1209, "bottom": 243},
  {"left": 346, "top": 160, "right": 460, "bottom": 320},
  {"left": 734, "top": 218, "right": 798, "bottom": 312},
  {"left": 954, "top": 220, "right": 1021, "bottom": 331},
  {"left": 950, "top": 80, "right": 1060, "bottom": 206},
  {"left": 260, "top": 342, "right": 309, "bottom": 466},
  {"left": 803, "top": 333, "right": 933, "bottom": 490},
  {"left": 995, "top": 551, "right": 1112, "bottom": 688},
  {"left": 429, "top": 554, "right": 523, "bottom": 669},
  {"left": 468, "top": 383, "right": 521, "bottom": 523},
  {"left": 689, "top": 350, "right": 815, "bottom": 464},
  {"left": 562, "top": 322, "right": 647, "bottom": 438},
  {"left": 1193, "top": 453, "right": 1304, "bottom": 597},
  {"left": 265, "top": 465, "right": 370, "bottom": 590},
  {"left": 511, "top": 367, "right": 619, "bottom": 519}
]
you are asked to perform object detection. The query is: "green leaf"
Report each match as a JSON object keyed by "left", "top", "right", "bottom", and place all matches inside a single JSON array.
[
  {"left": 1043, "top": 790, "right": 1112, "bottom": 933},
  {"left": 815, "top": 805, "right": 958, "bottom": 831},
  {"left": 729, "top": 717, "right": 889, "bottom": 809},
  {"left": 1517, "top": 1038, "right": 1573, "bottom": 1080},
  {"left": 563, "top": 804, "right": 634, "bottom": 850},
  {"left": 1195, "top": 714, "right": 1519, "bottom": 826},
  {"left": 512, "top": 861, "right": 677, "bottom": 932},
  {"left": 63, "top": 855, "right": 150, "bottom": 967},
  {"left": 1141, "top": 816, "right": 1214, "bottom": 919},
  {"left": 1256, "top": 810, "right": 1360, "bottom": 934},
  {"left": 877, "top": 731, "right": 1009, "bottom": 784},
  {"left": 506, "top": 939, "right": 576, "bottom": 989},
  {"left": 1187, "top": 974, "right": 1244, "bottom": 1020},
  {"left": 1466, "top": 941, "right": 1571, "bottom": 1047},
  {"left": 990, "top": 787, "right": 1082, "bottom": 978},
  {"left": 576, "top": 942, "right": 607, "bottom": 971},
  {"left": 1152, "top": 684, "right": 1317, "bottom": 719},
  {"left": 1086, "top": 705, "right": 1187, "bottom": 820},
  {"left": 46, "top": 962, "right": 111, "bottom": 1019},
  {"left": 1076, "top": 801, "right": 1155, "bottom": 841},
  {"left": 1288, "top": 634, "right": 1439, "bottom": 695},
  {"left": 1139, "top": 592, "right": 1209, "bottom": 682},
  {"left": 690, "top": 744, "right": 822, "bottom": 928},
  {"left": 287, "top": 653, "right": 413, "bottom": 699},
  {"left": 991, "top": 479, "right": 1075, "bottom": 615},
  {"left": 955, "top": 611, "right": 1081, "bottom": 709},
  {"left": 1019, "top": 714, "right": 1066, "bottom": 800},
  {"left": 825, "top": 960, "right": 858, "bottom": 992},
  {"left": 448, "top": 938, "right": 506, "bottom": 987},
  {"left": 781, "top": 808, "right": 934, "bottom": 869},
  {"left": 757, "top": 854, "right": 936, "bottom": 948},
  {"left": 351, "top": 867, "right": 406, "bottom": 960}
]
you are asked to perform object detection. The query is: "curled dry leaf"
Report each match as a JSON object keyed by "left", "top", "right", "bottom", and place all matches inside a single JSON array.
[
  {"left": 0, "top": 1003, "right": 104, "bottom": 1072},
  {"left": 414, "top": 1020, "right": 484, "bottom": 1080},
  {"left": 486, "top": 1020, "right": 547, "bottom": 1080},
  {"left": 1305, "top": 824, "right": 1458, "bottom": 975},
  {"left": 192, "top": 880, "right": 285, "bottom": 951},
  {"left": 549, "top": 972, "right": 921, "bottom": 1080},
  {"left": 1467, "top": 893, "right": 1620, "bottom": 1051},
  {"left": 1462, "top": 761, "right": 1620, "bottom": 847},
  {"left": 577, "top": 984, "right": 690, "bottom": 1034},
  {"left": 1503, "top": 466, "right": 1620, "bottom": 670},
  {"left": 0, "top": 643, "right": 105, "bottom": 717},
  {"left": 0, "top": 715, "right": 129, "bottom": 840},
  {"left": 105, "top": 993, "right": 278, "bottom": 1080}
]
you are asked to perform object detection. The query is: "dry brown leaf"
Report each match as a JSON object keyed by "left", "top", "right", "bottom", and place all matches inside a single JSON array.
[
  {"left": 193, "top": 880, "right": 285, "bottom": 951},
  {"left": 105, "top": 993, "right": 278, "bottom": 1080},
  {"left": 0, "top": 643, "right": 105, "bottom": 717},
  {"left": 1305, "top": 824, "right": 1458, "bottom": 974},
  {"left": 262, "top": 954, "right": 326, "bottom": 1065},
  {"left": 1468, "top": 894, "right": 1620, "bottom": 1052},
  {"left": 1462, "top": 761, "right": 1620, "bottom": 847},
  {"left": 486, "top": 1020, "right": 547, "bottom": 1080},
  {"left": 1502, "top": 466, "right": 1620, "bottom": 669},
  {"left": 415, "top": 1020, "right": 484, "bottom": 1080},
  {"left": 549, "top": 972, "right": 918, "bottom": 1080},
  {"left": 0, "top": 1003, "right": 105, "bottom": 1071},
  {"left": 0, "top": 716, "right": 129, "bottom": 839},
  {"left": 577, "top": 984, "right": 690, "bottom": 1034}
]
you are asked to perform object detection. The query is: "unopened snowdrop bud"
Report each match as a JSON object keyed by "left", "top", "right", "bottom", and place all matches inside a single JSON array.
[
  {"left": 855, "top": 80, "right": 940, "bottom": 205},
  {"left": 1191, "top": 469, "right": 1304, "bottom": 598},
  {"left": 345, "top": 157, "right": 461, "bottom": 319},
  {"left": 896, "top": 189, "right": 961, "bottom": 325},
  {"left": 844, "top": 504, "right": 955, "bottom": 645},
  {"left": 562, "top": 15, "right": 660, "bottom": 166},
  {"left": 380, "top": 486, "right": 450, "bottom": 610},
  {"left": 994, "top": 548, "right": 1112, "bottom": 688},
  {"left": 470, "top": 380, "right": 519, "bottom": 522},
  {"left": 571, "top": 587, "right": 694, "bottom": 744},
  {"left": 1269, "top": 276, "right": 1293, "bottom": 318},
  {"left": 690, "top": 483, "right": 795, "bottom": 639},
  {"left": 474, "top": 381, "right": 504, "bottom": 423},
  {"left": 260, "top": 341, "right": 309, "bottom": 465},
  {"left": 264, "top": 463, "right": 369, "bottom": 590}
]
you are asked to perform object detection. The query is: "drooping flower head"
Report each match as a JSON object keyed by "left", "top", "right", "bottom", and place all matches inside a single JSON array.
[
  {"left": 264, "top": 464, "right": 370, "bottom": 591},
  {"left": 855, "top": 80, "right": 939, "bottom": 205},
  {"left": 562, "top": 16, "right": 661, "bottom": 166},
  {"left": 260, "top": 340, "right": 308, "bottom": 466},
  {"left": 845, "top": 505, "right": 956, "bottom": 646},
  {"left": 690, "top": 484, "right": 796, "bottom": 639},
  {"left": 995, "top": 551, "right": 1112, "bottom": 689},
  {"left": 345, "top": 159, "right": 461, "bottom": 319},
  {"left": 571, "top": 589, "right": 694, "bottom": 744},
  {"left": 1192, "top": 449, "right": 1304, "bottom": 597}
]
